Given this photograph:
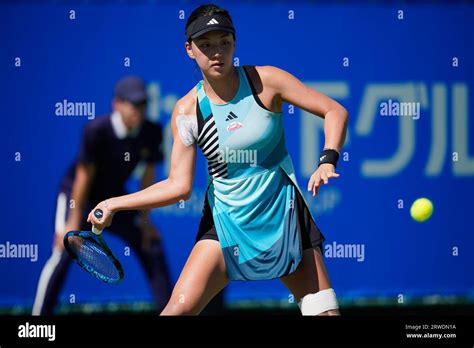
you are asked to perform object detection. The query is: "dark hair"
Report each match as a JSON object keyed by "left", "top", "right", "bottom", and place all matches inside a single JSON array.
[{"left": 185, "top": 4, "right": 235, "bottom": 42}]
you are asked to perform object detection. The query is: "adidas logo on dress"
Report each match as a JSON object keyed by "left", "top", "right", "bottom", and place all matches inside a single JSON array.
[{"left": 225, "top": 111, "right": 238, "bottom": 121}]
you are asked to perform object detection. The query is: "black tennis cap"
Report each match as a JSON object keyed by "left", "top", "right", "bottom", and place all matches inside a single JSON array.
[{"left": 186, "top": 13, "right": 235, "bottom": 41}]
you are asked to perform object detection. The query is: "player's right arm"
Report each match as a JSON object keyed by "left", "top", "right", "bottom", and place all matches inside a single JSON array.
[{"left": 87, "top": 93, "right": 197, "bottom": 230}]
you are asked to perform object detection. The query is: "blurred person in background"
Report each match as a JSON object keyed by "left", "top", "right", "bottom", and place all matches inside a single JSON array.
[{"left": 32, "top": 76, "right": 173, "bottom": 315}]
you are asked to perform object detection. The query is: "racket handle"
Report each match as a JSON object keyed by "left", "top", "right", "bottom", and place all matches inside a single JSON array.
[
  {"left": 91, "top": 226, "right": 102, "bottom": 235},
  {"left": 92, "top": 209, "right": 104, "bottom": 235}
]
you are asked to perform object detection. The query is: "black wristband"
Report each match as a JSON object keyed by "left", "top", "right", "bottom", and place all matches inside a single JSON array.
[{"left": 318, "top": 149, "right": 340, "bottom": 168}]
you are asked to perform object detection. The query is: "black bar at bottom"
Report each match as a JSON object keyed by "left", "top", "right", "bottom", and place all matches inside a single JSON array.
[{"left": 1, "top": 315, "right": 473, "bottom": 345}]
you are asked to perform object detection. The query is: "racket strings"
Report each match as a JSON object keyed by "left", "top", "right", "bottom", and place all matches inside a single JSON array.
[{"left": 66, "top": 235, "right": 121, "bottom": 281}]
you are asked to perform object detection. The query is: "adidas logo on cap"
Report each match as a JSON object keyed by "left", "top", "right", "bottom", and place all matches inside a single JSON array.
[{"left": 207, "top": 18, "right": 219, "bottom": 25}]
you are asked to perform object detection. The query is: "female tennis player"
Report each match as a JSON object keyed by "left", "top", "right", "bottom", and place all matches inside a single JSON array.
[{"left": 88, "top": 4, "right": 348, "bottom": 316}]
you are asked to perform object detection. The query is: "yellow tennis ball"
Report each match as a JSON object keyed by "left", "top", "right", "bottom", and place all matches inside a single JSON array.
[{"left": 410, "top": 198, "right": 433, "bottom": 222}]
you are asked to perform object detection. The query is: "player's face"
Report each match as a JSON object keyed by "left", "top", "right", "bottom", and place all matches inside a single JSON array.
[
  {"left": 186, "top": 31, "right": 235, "bottom": 79},
  {"left": 113, "top": 99, "right": 146, "bottom": 130}
]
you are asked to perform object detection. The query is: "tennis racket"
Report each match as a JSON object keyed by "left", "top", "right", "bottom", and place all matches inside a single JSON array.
[{"left": 63, "top": 208, "right": 124, "bottom": 284}]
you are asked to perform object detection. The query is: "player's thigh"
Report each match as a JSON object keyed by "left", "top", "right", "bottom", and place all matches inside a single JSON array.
[
  {"left": 161, "top": 239, "right": 229, "bottom": 315},
  {"left": 279, "top": 246, "right": 332, "bottom": 301}
]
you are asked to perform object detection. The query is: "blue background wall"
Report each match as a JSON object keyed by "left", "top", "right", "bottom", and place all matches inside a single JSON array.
[{"left": 1, "top": 1, "right": 473, "bottom": 309}]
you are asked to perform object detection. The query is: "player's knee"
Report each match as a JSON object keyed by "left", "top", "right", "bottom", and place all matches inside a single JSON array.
[
  {"left": 160, "top": 303, "right": 188, "bottom": 316},
  {"left": 318, "top": 309, "right": 341, "bottom": 316},
  {"left": 160, "top": 298, "right": 199, "bottom": 316},
  {"left": 297, "top": 288, "right": 339, "bottom": 316}
]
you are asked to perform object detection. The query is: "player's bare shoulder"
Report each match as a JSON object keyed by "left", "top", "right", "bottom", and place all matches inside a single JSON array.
[
  {"left": 248, "top": 65, "right": 284, "bottom": 112},
  {"left": 173, "top": 87, "right": 197, "bottom": 119},
  {"left": 172, "top": 87, "right": 199, "bottom": 146},
  {"left": 254, "top": 65, "right": 286, "bottom": 88}
]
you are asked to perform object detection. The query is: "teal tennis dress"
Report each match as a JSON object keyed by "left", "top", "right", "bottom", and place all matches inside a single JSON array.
[{"left": 181, "top": 66, "right": 325, "bottom": 281}]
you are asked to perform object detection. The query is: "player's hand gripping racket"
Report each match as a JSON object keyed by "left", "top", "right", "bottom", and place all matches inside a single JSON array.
[{"left": 63, "top": 209, "right": 124, "bottom": 284}]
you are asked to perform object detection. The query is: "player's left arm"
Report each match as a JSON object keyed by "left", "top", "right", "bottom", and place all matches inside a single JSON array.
[{"left": 260, "top": 65, "right": 349, "bottom": 196}]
